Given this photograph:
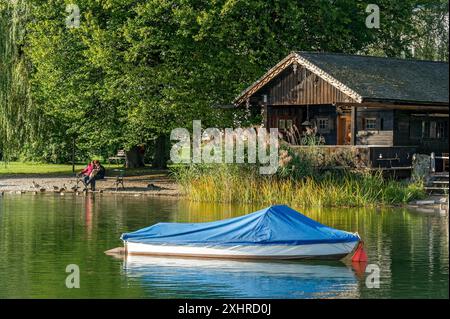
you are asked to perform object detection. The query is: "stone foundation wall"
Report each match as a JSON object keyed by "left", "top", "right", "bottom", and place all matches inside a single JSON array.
[{"left": 412, "top": 154, "right": 431, "bottom": 181}]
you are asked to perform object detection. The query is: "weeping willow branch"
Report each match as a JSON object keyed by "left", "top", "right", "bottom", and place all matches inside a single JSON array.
[{"left": 0, "top": 0, "right": 40, "bottom": 162}]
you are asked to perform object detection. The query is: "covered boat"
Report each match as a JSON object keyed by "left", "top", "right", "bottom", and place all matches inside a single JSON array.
[{"left": 120, "top": 205, "right": 360, "bottom": 260}]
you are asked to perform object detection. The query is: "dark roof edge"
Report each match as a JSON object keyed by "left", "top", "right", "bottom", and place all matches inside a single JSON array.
[
  {"left": 296, "top": 51, "right": 450, "bottom": 65},
  {"left": 361, "top": 98, "right": 449, "bottom": 106}
]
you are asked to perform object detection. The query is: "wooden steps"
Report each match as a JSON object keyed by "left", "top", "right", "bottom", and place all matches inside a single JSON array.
[
  {"left": 424, "top": 187, "right": 449, "bottom": 191},
  {"left": 426, "top": 172, "right": 449, "bottom": 195}
]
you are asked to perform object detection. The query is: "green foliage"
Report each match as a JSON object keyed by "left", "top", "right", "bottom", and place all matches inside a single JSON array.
[
  {"left": 172, "top": 140, "right": 426, "bottom": 207},
  {"left": 1, "top": 0, "right": 448, "bottom": 163},
  {"left": 277, "top": 146, "right": 316, "bottom": 180},
  {"left": 410, "top": 1, "right": 449, "bottom": 61},
  {"left": 0, "top": 0, "right": 40, "bottom": 161}
]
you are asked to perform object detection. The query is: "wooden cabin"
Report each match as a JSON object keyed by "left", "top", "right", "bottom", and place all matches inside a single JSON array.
[{"left": 233, "top": 52, "right": 449, "bottom": 172}]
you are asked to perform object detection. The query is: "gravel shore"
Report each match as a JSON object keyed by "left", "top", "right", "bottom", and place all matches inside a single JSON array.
[{"left": 0, "top": 172, "right": 182, "bottom": 196}]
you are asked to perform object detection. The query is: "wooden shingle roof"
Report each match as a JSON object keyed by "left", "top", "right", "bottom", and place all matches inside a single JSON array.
[{"left": 234, "top": 52, "right": 449, "bottom": 106}]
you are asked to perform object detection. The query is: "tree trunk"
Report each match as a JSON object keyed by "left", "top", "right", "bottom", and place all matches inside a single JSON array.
[
  {"left": 125, "top": 145, "right": 145, "bottom": 168},
  {"left": 152, "top": 134, "right": 169, "bottom": 169}
]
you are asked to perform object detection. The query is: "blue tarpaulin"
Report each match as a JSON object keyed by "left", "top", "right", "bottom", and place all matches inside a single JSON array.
[{"left": 121, "top": 205, "right": 359, "bottom": 245}]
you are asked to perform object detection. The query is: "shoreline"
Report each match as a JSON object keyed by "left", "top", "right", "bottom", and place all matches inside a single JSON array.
[
  {"left": 1, "top": 173, "right": 447, "bottom": 213},
  {"left": 0, "top": 172, "right": 183, "bottom": 197}
]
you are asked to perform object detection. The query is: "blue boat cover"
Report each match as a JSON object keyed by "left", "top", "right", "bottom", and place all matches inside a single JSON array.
[{"left": 121, "top": 205, "right": 359, "bottom": 245}]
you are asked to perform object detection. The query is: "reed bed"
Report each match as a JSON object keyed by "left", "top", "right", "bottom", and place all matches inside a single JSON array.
[{"left": 172, "top": 164, "right": 426, "bottom": 208}]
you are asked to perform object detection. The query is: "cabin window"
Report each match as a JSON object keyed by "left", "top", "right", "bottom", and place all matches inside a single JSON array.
[
  {"left": 429, "top": 121, "right": 437, "bottom": 139},
  {"left": 410, "top": 120, "right": 422, "bottom": 139},
  {"left": 286, "top": 119, "right": 293, "bottom": 130},
  {"left": 278, "top": 118, "right": 294, "bottom": 130},
  {"left": 410, "top": 120, "right": 447, "bottom": 140},
  {"left": 317, "top": 117, "right": 330, "bottom": 133},
  {"left": 364, "top": 118, "right": 377, "bottom": 130},
  {"left": 437, "top": 122, "right": 448, "bottom": 139},
  {"left": 422, "top": 121, "right": 429, "bottom": 138}
]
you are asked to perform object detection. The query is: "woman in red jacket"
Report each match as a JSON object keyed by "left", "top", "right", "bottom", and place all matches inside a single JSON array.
[{"left": 78, "top": 161, "right": 94, "bottom": 189}]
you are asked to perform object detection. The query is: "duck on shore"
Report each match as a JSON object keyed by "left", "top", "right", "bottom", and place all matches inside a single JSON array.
[
  {"left": 147, "top": 183, "right": 162, "bottom": 190},
  {"left": 31, "top": 181, "right": 40, "bottom": 189}
]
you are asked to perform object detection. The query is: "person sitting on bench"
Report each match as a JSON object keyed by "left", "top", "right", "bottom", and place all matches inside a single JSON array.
[
  {"left": 84, "top": 160, "right": 105, "bottom": 191},
  {"left": 79, "top": 160, "right": 105, "bottom": 191},
  {"left": 85, "top": 160, "right": 105, "bottom": 191},
  {"left": 78, "top": 161, "right": 94, "bottom": 180}
]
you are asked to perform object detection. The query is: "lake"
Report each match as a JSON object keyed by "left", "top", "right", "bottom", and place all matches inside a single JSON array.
[{"left": 0, "top": 193, "right": 448, "bottom": 298}]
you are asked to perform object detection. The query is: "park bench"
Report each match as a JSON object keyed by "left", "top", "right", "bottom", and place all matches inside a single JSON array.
[
  {"left": 104, "top": 169, "right": 125, "bottom": 191},
  {"left": 108, "top": 149, "right": 126, "bottom": 166},
  {"left": 75, "top": 168, "right": 125, "bottom": 191}
]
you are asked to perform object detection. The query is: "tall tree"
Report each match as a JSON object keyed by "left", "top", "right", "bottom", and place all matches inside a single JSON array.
[
  {"left": 2, "top": 0, "right": 447, "bottom": 165},
  {"left": 410, "top": 1, "right": 449, "bottom": 61},
  {"left": 0, "top": 0, "right": 40, "bottom": 161}
]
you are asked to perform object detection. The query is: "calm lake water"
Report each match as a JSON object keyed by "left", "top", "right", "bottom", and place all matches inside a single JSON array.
[{"left": 0, "top": 193, "right": 448, "bottom": 299}]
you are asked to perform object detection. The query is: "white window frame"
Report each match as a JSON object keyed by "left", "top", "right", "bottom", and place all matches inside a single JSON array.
[
  {"left": 365, "top": 118, "right": 377, "bottom": 130},
  {"left": 316, "top": 117, "right": 330, "bottom": 134}
]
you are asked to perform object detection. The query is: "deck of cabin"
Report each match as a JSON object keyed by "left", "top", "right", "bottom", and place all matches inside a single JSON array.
[{"left": 288, "top": 145, "right": 449, "bottom": 178}]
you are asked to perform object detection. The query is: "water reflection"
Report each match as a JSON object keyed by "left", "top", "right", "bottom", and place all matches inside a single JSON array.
[
  {"left": 84, "top": 194, "right": 94, "bottom": 237},
  {"left": 123, "top": 255, "right": 359, "bottom": 299},
  {"left": 0, "top": 194, "right": 447, "bottom": 298}
]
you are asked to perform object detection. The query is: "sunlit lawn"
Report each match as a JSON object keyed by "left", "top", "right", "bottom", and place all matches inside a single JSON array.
[{"left": 0, "top": 161, "right": 154, "bottom": 176}]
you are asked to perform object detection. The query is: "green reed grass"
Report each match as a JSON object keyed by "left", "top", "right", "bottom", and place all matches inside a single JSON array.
[{"left": 172, "top": 164, "right": 426, "bottom": 208}]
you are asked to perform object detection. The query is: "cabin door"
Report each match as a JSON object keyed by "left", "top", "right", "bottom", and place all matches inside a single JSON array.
[{"left": 337, "top": 115, "right": 351, "bottom": 145}]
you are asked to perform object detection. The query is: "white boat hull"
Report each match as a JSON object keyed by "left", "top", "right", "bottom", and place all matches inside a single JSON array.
[{"left": 124, "top": 241, "right": 359, "bottom": 260}]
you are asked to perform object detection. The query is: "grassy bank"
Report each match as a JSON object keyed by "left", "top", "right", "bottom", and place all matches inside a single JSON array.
[
  {"left": 0, "top": 161, "right": 158, "bottom": 176},
  {"left": 0, "top": 162, "right": 88, "bottom": 175},
  {"left": 172, "top": 164, "right": 426, "bottom": 207}
]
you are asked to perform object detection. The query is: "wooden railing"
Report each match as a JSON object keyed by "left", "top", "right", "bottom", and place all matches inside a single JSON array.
[{"left": 430, "top": 152, "right": 449, "bottom": 173}]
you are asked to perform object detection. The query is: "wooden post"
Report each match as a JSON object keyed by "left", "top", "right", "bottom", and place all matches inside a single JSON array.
[
  {"left": 430, "top": 152, "right": 435, "bottom": 173},
  {"left": 260, "top": 99, "right": 268, "bottom": 128},
  {"left": 262, "top": 105, "right": 268, "bottom": 128},
  {"left": 258, "top": 96, "right": 269, "bottom": 128},
  {"left": 72, "top": 137, "right": 76, "bottom": 174},
  {"left": 350, "top": 106, "right": 357, "bottom": 146}
]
